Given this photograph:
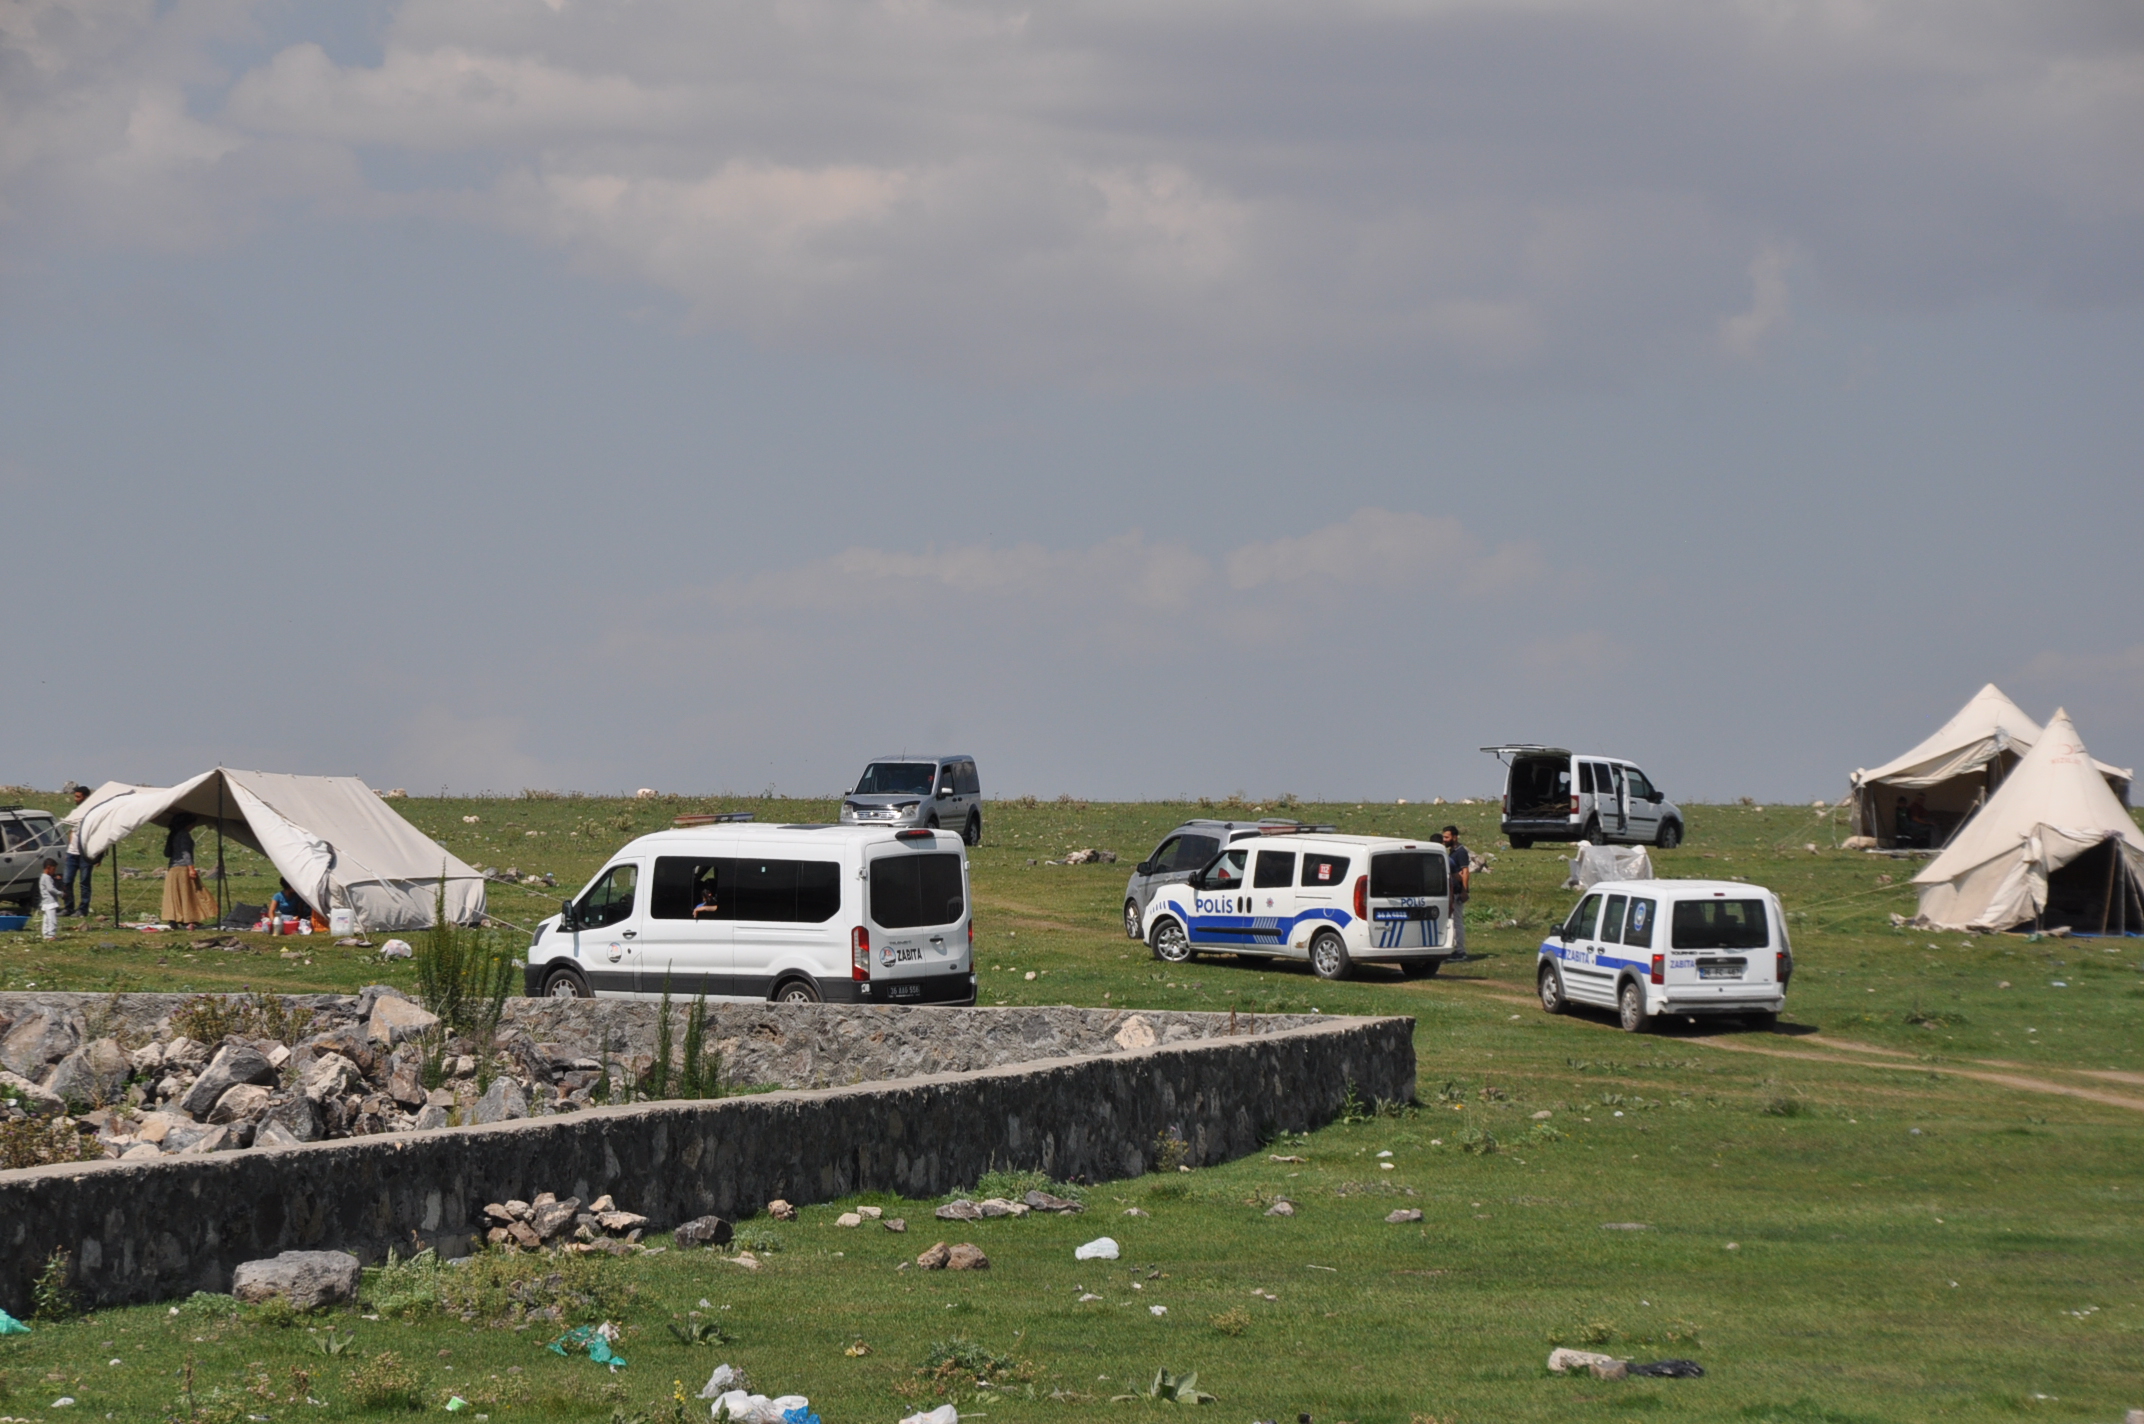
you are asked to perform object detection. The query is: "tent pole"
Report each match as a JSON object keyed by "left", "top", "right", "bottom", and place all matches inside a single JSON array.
[
  {"left": 2098, "top": 839, "right": 2119, "bottom": 936},
  {"left": 215, "top": 776, "right": 227, "bottom": 927},
  {"left": 111, "top": 838, "right": 121, "bottom": 927}
]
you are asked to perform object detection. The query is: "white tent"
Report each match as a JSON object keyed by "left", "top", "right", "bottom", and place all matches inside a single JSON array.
[
  {"left": 67, "top": 769, "right": 484, "bottom": 930},
  {"left": 1850, "top": 684, "right": 2131, "bottom": 847},
  {"left": 1911, "top": 710, "right": 2144, "bottom": 933}
]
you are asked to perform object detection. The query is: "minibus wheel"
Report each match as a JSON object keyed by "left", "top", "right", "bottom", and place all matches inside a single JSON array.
[
  {"left": 1537, "top": 965, "right": 1567, "bottom": 1014},
  {"left": 772, "top": 976, "right": 822, "bottom": 1004},
  {"left": 1656, "top": 820, "right": 1683, "bottom": 849},
  {"left": 964, "top": 812, "right": 982, "bottom": 846},
  {"left": 1308, "top": 931, "right": 1352, "bottom": 981},
  {"left": 1618, "top": 979, "right": 1652, "bottom": 1033},
  {"left": 540, "top": 966, "right": 591, "bottom": 999},
  {"left": 1123, "top": 899, "right": 1144, "bottom": 940}
]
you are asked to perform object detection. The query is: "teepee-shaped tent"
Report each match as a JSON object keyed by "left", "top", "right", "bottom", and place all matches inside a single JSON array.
[
  {"left": 1911, "top": 710, "right": 2144, "bottom": 933},
  {"left": 1850, "top": 684, "right": 2131, "bottom": 847}
]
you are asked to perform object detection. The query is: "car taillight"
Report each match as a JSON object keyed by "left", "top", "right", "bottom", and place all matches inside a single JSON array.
[
  {"left": 1353, "top": 876, "right": 1367, "bottom": 920},
  {"left": 852, "top": 927, "right": 870, "bottom": 980},
  {"left": 1570, "top": 795, "right": 1581, "bottom": 814},
  {"left": 1501, "top": 793, "right": 1509, "bottom": 814},
  {"left": 1776, "top": 950, "right": 1790, "bottom": 984},
  {"left": 967, "top": 920, "right": 974, "bottom": 952},
  {"left": 1650, "top": 954, "right": 1664, "bottom": 985}
]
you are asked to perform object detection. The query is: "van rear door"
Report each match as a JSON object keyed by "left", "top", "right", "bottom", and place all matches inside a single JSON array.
[
  {"left": 1663, "top": 893, "right": 1777, "bottom": 1000},
  {"left": 1365, "top": 848, "right": 1448, "bottom": 951},
  {"left": 863, "top": 835, "right": 969, "bottom": 1002}
]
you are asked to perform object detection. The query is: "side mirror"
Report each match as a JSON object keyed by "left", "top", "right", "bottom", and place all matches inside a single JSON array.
[
  {"left": 559, "top": 898, "right": 577, "bottom": 931},
  {"left": 937, "top": 785, "right": 952, "bottom": 798},
  {"left": 1648, "top": 791, "right": 1665, "bottom": 804},
  {"left": 1135, "top": 861, "right": 1154, "bottom": 876}
]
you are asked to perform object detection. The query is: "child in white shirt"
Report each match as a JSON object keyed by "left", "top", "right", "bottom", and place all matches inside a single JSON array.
[{"left": 39, "top": 857, "right": 62, "bottom": 940}]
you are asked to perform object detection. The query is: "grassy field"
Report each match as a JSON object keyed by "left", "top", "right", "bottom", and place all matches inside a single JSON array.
[{"left": 4, "top": 793, "right": 2143, "bottom": 1422}]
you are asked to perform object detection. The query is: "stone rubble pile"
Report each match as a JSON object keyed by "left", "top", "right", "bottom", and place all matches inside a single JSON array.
[
  {"left": 482, "top": 1191, "right": 653, "bottom": 1255},
  {"left": 0, "top": 988, "right": 646, "bottom": 1159}
]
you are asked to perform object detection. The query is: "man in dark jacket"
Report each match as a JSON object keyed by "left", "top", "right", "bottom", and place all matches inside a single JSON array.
[{"left": 1441, "top": 825, "right": 1471, "bottom": 960}]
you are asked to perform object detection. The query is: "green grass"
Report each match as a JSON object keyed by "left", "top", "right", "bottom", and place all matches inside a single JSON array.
[{"left": 4, "top": 794, "right": 2144, "bottom": 1421}]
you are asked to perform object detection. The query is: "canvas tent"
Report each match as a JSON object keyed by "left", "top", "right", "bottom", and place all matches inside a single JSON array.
[
  {"left": 67, "top": 769, "right": 484, "bottom": 930},
  {"left": 1911, "top": 710, "right": 2144, "bottom": 933},
  {"left": 1850, "top": 684, "right": 2132, "bottom": 848}
]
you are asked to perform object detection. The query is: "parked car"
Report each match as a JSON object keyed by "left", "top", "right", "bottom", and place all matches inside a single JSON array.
[
  {"left": 839, "top": 755, "right": 984, "bottom": 845},
  {"left": 526, "top": 821, "right": 975, "bottom": 1006},
  {"left": 1536, "top": 878, "right": 1790, "bottom": 1031},
  {"left": 0, "top": 807, "right": 64, "bottom": 908},
  {"left": 1482, "top": 745, "right": 1684, "bottom": 848},
  {"left": 1137, "top": 831, "right": 1454, "bottom": 981},
  {"left": 1121, "top": 818, "right": 1335, "bottom": 939}
]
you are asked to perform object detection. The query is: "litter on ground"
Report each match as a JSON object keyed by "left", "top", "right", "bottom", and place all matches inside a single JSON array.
[
  {"left": 547, "top": 1322, "right": 627, "bottom": 1371},
  {"left": 1075, "top": 1237, "right": 1120, "bottom": 1260}
]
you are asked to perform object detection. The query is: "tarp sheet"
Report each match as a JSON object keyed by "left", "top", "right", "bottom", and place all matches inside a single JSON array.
[{"left": 66, "top": 770, "right": 483, "bottom": 930}]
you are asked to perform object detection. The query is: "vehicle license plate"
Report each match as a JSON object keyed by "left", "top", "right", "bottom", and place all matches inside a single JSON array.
[
  {"left": 886, "top": 983, "right": 921, "bottom": 999},
  {"left": 1698, "top": 963, "right": 1742, "bottom": 980}
]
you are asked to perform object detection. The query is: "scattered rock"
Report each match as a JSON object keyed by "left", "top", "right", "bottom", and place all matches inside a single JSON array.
[
  {"left": 301, "top": 1052, "right": 363, "bottom": 1104},
  {"left": 254, "top": 1120, "right": 306, "bottom": 1149},
  {"left": 1023, "top": 1190, "right": 1084, "bottom": 1214},
  {"left": 935, "top": 1199, "right": 983, "bottom": 1221},
  {"left": 1547, "top": 1348, "right": 1619, "bottom": 1374},
  {"left": 857, "top": 1205, "right": 883, "bottom": 1219},
  {"left": 595, "top": 1209, "right": 648, "bottom": 1233},
  {"left": 529, "top": 1197, "right": 582, "bottom": 1240},
  {"left": 1385, "top": 1209, "right": 1423, "bottom": 1224},
  {"left": 946, "top": 1243, "right": 989, "bottom": 1270},
  {"left": 506, "top": 1221, "right": 541, "bottom": 1250},
  {"left": 977, "top": 1198, "right": 1027, "bottom": 1218},
  {"left": 836, "top": 1212, "right": 863, "bottom": 1228},
  {"left": 412, "top": 1104, "right": 449, "bottom": 1131},
  {"left": 0, "top": 1009, "right": 83, "bottom": 1078},
  {"left": 916, "top": 1242, "right": 952, "bottom": 1270},
  {"left": 232, "top": 1250, "right": 362, "bottom": 1309},
  {"left": 0, "top": 1069, "right": 64, "bottom": 1116},
  {"left": 1590, "top": 1360, "right": 1629, "bottom": 1381},
  {"left": 208, "top": 1084, "right": 274, "bottom": 1125},
  {"left": 177, "top": 1044, "right": 277, "bottom": 1118},
  {"left": 882, "top": 1218, "right": 907, "bottom": 1233},
  {"left": 1531, "top": 1110, "right": 1553, "bottom": 1121},
  {"left": 1112, "top": 1016, "right": 1158, "bottom": 1050},
  {"left": 43, "top": 1038, "right": 131, "bottom": 1106},
  {"left": 1265, "top": 1200, "right": 1295, "bottom": 1217},
  {"left": 367, "top": 995, "right": 440, "bottom": 1046},
  {"left": 472, "top": 1077, "right": 528, "bottom": 1124},
  {"left": 674, "top": 1216, "right": 734, "bottom": 1250},
  {"left": 119, "top": 1142, "right": 162, "bottom": 1161},
  {"left": 767, "top": 1199, "right": 797, "bottom": 1222}
]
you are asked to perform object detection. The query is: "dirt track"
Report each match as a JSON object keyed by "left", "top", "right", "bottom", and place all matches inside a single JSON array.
[{"left": 1434, "top": 974, "right": 2144, "bottom": 1114}]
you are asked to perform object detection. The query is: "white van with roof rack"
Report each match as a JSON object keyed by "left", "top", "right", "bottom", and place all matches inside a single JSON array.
[
  {"left": 525, "top": 817, "right": 975, "bottom": 1006},
  {"left": 1536, "top": 878, "right": 1790, "bottom": 1031},
  {"left": 1137, "top": 830, "right": 1454, "bottom": 981}
]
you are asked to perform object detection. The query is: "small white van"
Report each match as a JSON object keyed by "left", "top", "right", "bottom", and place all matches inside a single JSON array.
[
  {"left": 1482, "top": 745, "right": 1684, "bottom": 849},
  {"left": 524, "top": 822, "right": 975, "bottom": 1006},
  {"left": 1537, "top": 878, "right": 1790, "bottom": 1031},
  {"left": 1138, "top": 831, "right": 1454, "bottom": 981}
]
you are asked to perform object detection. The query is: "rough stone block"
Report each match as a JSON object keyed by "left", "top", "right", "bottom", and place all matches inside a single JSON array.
[{"left": 231, "top": 1250, "right": 361, "bottom": 1310}]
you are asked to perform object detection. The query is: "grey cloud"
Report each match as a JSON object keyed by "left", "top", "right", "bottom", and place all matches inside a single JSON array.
[{"left": 7, "top": 0, "right": 2138, "bottom": 383}]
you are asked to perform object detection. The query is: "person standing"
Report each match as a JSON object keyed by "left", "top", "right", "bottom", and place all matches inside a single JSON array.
[
  {"left": 161, "top": 814, "right": 215, "bottom": 930},
  {"left": 1440, "top": 824, "right": 1471, "bottom": 960},
  {"left": 60, "top": 784, "right": 95, "bottom": 917},
  {"left": 39, "top": 857, "right": 62, "bottom": 940}
]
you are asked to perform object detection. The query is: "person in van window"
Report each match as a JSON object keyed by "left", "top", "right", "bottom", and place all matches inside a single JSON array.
[
  {"left": 1441, "top": 825, "right": 1471, "bottom": 960},
  {"left": 692, "top": 886, "right": 721, "bottom": 919}
]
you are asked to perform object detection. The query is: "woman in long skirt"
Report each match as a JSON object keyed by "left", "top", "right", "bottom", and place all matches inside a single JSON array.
[{"left": 161, "top": 814, "right": 216, "bottom": 929}]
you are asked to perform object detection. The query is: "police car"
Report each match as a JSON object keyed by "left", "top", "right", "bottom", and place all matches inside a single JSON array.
[
  {"left": 1537, "top": 878, "right": 1790, "bottom": 1031},
  {"left": 1137, "top": 831, "right": 1454, "bottom": 981}
]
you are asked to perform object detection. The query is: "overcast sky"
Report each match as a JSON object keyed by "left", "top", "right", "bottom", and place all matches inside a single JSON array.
[{"left": 3, "top": 0, "right": 2140, "bottom": 803}]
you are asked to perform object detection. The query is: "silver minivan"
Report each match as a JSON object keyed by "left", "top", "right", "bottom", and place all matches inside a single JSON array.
[
  {"left": 0, "top": 808, "right": 64, "bottom": 909},
  {"left": 1483, "top": 746, "right": 1683, "bottom": 849},
  {"left": 839, "top": 756, "right": 984, "bottom": 846},
  {"left": 1120, "top": 819, "right": 1334, "bottom": 939}
]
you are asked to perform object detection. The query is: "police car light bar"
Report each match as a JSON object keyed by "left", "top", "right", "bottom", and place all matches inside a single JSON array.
[{"left": 673, "top": 812, "right": 756, "bottom": 827}]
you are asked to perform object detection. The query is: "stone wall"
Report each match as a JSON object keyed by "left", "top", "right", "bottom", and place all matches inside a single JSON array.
[{"left": 0, "top": 1006, "right": 1412, "bottom": 1313}]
